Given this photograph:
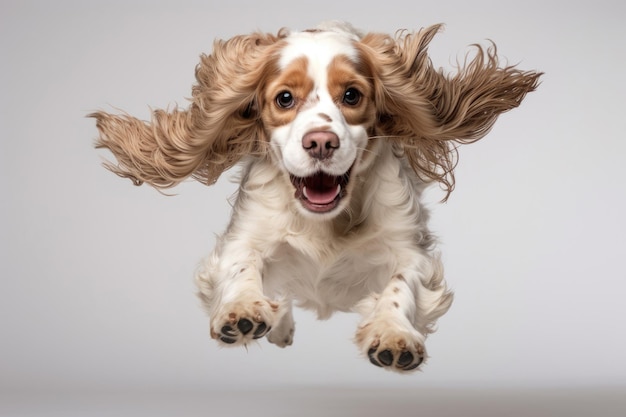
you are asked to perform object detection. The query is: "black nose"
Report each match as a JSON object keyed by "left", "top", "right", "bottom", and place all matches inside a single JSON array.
[{"left": 302, "top": 131, "right": 340, "bottom": 160}]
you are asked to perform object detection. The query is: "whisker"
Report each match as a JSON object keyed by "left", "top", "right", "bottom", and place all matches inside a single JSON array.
[{"left": 355, "top": 145, "right": 379, "bottom": 157}]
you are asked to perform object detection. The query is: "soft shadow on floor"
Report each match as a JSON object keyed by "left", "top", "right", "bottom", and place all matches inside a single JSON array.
[{"left": 2, "top": 386, "right": 625, "bottom": 417}]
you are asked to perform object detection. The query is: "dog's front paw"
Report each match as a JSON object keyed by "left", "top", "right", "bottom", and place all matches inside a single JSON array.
[
  {"left": 355, "top": 318, "right": 426, "bottom": 372},
  {"left": 210, "top": 297, "right": 279, "bottom": 346}
]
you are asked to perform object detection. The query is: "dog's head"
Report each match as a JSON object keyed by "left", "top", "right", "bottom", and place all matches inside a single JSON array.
[
  {"left": 92, "top": 22, "right": 541, "bottom": 215},
  {"left": 259, "top": 25, "right": 377, "bottom": 216}
]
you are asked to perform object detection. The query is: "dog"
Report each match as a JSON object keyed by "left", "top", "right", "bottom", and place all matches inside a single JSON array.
[{"left": 91, "top": 21, "right": 541, "bottom": 372}]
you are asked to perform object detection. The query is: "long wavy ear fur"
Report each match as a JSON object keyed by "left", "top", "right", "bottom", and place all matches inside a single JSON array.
[
  {"left": 360, "top": 24, "right": 542, "bottom": 198},
  {"left": 91, "top": 31, "right": 285, "bottom": 188}
]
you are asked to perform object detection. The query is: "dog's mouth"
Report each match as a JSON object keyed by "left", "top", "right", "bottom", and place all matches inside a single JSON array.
[{"left": 290, "top": 169, "right": 352, "bottom": 214}]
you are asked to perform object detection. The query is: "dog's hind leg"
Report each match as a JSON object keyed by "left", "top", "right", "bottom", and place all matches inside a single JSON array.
[{"left": 267, "top": 299, "right": 295, "bottom": 348}]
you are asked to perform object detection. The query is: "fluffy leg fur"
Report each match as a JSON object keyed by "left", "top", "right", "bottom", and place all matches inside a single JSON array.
[
  {"left": 354, "top": 256, "right": 451, "bottom": 371},
  {"left": 195, "top": 237, "right": 287, "bottom": 346}
]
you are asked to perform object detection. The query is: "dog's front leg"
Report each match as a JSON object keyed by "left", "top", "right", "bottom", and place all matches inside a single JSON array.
[
  {"left": 354, "top": 251, "right": 453, "bottom": 372},
  {"left": 195, "top": 238, "right": 282, "bottom": 346}
]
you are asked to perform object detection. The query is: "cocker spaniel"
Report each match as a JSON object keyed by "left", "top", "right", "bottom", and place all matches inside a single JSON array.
[{"left": 91, "top": 21, "right": 541, "bottom": 372}]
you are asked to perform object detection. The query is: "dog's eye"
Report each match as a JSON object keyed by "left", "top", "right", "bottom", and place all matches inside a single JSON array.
[
  {"left": 342, "top": 88, "right": 361, "bottom": 106},
  {"left": 276, "top": 91, "right": 295, "bottom": 109}
]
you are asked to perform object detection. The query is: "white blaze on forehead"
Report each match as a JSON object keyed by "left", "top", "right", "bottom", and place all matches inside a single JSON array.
[
  {"left": 279, "top": 31, "right": 359, "bottom": 77},
  {"left": 270, "top": 29, "right": 368, "bottom": 180}
]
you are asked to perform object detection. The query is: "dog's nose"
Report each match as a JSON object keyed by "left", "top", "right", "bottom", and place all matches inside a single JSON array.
[{"left": 302, "top": 131, "right": 339, "bottom": 160}]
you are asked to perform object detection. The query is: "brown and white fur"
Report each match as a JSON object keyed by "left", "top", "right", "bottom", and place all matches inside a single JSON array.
[{"left": 91, "top": 21, "right": 541, "bottom": 372}]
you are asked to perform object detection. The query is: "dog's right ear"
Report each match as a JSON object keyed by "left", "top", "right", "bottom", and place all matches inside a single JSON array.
[{"left": 91, "top": 31, "right": 284, "bottom": 189}]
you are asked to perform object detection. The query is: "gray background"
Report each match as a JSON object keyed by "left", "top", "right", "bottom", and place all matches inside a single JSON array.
[{"left": 2, "top": 0, "right": 625, "bottom": 415}]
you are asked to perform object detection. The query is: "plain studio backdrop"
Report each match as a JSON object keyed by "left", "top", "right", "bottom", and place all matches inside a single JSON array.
[{"left": 1, "top": 1, "right": 625, "bottom": 416}]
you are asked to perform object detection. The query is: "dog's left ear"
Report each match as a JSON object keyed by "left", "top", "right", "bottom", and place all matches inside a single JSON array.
[{"left": 359, "top": 25, "right": 542, "bottom": 196}]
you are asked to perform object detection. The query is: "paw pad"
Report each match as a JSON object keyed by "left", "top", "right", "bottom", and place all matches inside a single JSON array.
[
  {"left": 215, "top": 318, "right": 271, "bottom": 345},
  {"left": 367, "top": 343, "right": 424, "bottom": 371}
]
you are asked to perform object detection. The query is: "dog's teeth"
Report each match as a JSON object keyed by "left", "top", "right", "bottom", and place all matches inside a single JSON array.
[{"left": 303, "top": 186, "right": 309, "bottom": 200}]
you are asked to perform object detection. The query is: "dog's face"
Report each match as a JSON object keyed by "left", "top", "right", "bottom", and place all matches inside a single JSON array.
[{"left": 261, "top": 30, "right": 377, "bottom": 217}]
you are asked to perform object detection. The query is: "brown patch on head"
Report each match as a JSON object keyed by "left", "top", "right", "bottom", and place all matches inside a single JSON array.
[
  {"left": 262, "top": 56, "right": 314, "bottom": 129},
  {"left": 318, "top": 113, "right": 332, "bottom": 122},
  {"left": 327, "top": 55, "right": 376, "bottom": 126}
]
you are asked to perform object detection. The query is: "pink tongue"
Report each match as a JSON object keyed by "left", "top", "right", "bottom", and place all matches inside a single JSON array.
[
  {"left": 304, "top": 185, "right": 339, "bottom": 204},
  {"left": 302, "top": 173, "right": 341, "bottom": 205}
]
